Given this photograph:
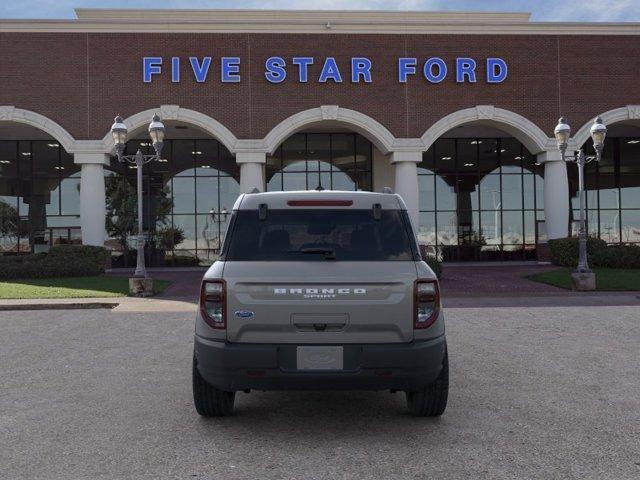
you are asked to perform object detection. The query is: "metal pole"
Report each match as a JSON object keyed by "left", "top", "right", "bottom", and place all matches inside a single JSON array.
[
  {"left": 576, "top": 150, "right": 590, "bottom": 273},
  {"left": 134, "top": 149, "right": 147, "bottom": 278}
]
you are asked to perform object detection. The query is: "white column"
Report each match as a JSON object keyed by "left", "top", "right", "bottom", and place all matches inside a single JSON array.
[
  {"left": 539, "top": 151, "right": 569, "bottom": 240},
  {"left": 75, "top": 153, "right": 109, "bottom": 247},
  {"left": 391, "top": 150, "right": 422, "bottom": 230},
  {"left": 237, "top": 151, "right": 266, "bottom": 193}
]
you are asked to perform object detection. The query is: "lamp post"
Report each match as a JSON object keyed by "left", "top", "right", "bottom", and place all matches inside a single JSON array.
[
  {"left": 553, "top": 116, "right": 607, "bottom": 290},
  {"left": 110, "top": 114, "right": 165, "bottom": 295}
]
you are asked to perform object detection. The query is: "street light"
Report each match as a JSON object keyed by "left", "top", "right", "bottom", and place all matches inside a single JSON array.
[
  {"left": 110, "top": 113, "right": 165, "bottom": 285},
  {"left": 553, "top": 116, "right": 607, "bottom": 289}
]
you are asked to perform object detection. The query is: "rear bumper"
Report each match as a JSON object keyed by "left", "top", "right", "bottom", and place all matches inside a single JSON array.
[{"left": 194, "top": 335, "right": 446, "bottom": 392}]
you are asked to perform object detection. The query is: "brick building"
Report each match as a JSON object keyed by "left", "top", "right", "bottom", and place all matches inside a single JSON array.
[{"left": 1, "top": 9, "right": 639, "bottom": 265}]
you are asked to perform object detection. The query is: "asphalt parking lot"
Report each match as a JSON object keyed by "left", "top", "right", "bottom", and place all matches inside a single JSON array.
[{"left": 1, "top": 303, "right": 639, "bottom": 479}]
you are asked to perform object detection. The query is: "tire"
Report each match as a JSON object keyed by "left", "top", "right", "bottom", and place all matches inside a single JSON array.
[
  {"left": 405, "top": 349, "right": 449, "bottom": 417},
  {"left": 192, "top": 354, "right": 235, "bottom": 417}
]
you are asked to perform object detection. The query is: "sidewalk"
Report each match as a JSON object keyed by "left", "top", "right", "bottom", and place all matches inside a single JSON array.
[{"left": 1, "top": 264, "right": 638, "bottom": 311}]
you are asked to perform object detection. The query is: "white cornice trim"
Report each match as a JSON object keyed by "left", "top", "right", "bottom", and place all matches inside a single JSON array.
[
  {"left": 74, "top": 9, "right": 533, "bottom": 23},
  {"left": 2, "top": 11, "right": 640, "bottom": 35}
]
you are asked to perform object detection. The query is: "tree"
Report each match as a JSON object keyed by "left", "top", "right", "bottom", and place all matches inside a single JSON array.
[
  {"left": 104, "top": 175, "right": 173, "bottom": 260},
  {"left": 0, "top": 200, "right": 28, "bottom": 252}
]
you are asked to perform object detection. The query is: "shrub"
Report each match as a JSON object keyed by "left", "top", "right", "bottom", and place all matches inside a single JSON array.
[
  {"left": 417, "top": 244, "right": 442, "bottom": 278},
  {"left": 591, "top": 245, "right": 640, "bottom": 269},
  {"left": 425, "top": 256, "right": 443, "bottom": 279},
  {"left": 548, "top": 237, "right": 608, "bottom": 267},
  {"left": 0, "top": 245, "right": 109, "bottom": 280}
]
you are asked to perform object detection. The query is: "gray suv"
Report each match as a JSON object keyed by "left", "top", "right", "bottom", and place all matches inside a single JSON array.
[{"left": 193, "top": 190, "right": 448, "bottom": 416}]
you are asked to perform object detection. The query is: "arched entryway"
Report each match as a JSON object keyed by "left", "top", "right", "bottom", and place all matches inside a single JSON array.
[
  {"left": 0, "top": 109, "right": 80, "bottom": 255},
  {"left": 263, "top": 106, "right": 396, "bottom": 195},
  {"left": 104, "top": 118, "right": 239, "bottom": 268},
  {"left": 569, "top": 107, "right": 640, "bottom": 246},
  {"left": 419, "top": 107, "right": 553, "bottom": 261}
]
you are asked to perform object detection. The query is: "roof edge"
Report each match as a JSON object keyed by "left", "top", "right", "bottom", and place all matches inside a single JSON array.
[{"left": 73, "top": 8, "right": 533, "bottom": 24}]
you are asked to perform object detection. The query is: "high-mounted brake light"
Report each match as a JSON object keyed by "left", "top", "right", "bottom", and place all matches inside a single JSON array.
[
  {"left": 414, "top": 279, "right": 440, "bottom": 329},
  {"left": 200, "top": 279, "right": 226, "bottom": 329},
  {"left": 287, "top": 200, "right": 353, "bottom": 207}
]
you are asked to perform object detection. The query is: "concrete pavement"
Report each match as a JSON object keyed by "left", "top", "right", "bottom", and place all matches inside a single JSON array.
[{"left": 1, "top": 305, "right": 639, "bottom": 479}]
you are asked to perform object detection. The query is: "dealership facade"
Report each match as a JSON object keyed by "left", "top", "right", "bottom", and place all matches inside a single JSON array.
[{"left": 0, "top": 9, "right": 639, "bottom": 265}]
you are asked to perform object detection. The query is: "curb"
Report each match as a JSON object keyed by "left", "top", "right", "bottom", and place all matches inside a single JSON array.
[{"left": 0, "top": 302, "right": 119, "bottom": 311}]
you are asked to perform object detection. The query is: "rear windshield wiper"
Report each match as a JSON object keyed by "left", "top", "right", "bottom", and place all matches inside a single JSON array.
[{"left": 291, "top": 247, "right": 337, "bottom": 260}]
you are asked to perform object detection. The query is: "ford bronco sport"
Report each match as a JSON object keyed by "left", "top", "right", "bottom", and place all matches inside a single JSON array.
[{"left": 193, "top": 190, "right": 448, "bottom": 416}]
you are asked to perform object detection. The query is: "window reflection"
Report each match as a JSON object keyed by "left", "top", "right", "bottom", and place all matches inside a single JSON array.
[
  {"left": 569, "top": 136, "right": 640, "bottom": 245},
  {"left": 0, "top": 140, "right": 80, "bottom": 254},
  {"left": 105, "top": 138, "right": 238, "bottom": 267},
  {"left": 420, "top": 137, "right": 541, "bottom": 261},
  {"left": 267, "top": 133, "right": 372, "bottom": 192}
]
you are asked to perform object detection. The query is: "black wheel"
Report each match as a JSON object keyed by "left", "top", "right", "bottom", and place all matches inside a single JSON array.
[
  {"left": 406, "top": 349, "right": 449, "bottom": 417},
  {"left": 192, "top": 354, "right": 235, "bottom": 417}
]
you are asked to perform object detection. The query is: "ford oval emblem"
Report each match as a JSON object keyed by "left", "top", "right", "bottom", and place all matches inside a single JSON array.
[{"left": 234, "top": 310, "right": 254, "bottom": 318}]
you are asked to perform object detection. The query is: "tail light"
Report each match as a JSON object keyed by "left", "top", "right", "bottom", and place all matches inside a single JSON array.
[
  {"left": 414, "top": 279, "right": 440, "bottom": 329},
  {"left": 200, "top": 280, "right": 226, "bottom": 329}
]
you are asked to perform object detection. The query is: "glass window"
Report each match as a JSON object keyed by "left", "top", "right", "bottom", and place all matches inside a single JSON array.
[
  {"left": 434, "top": 139, "right": 455, "bottom": 175},
  {"left": 599, "top": 210, "right": 620, "bottom": 243},
  {"left": 225, "top": 209, "right": 415, "bottom": 262},
  {"left": 478, "top": 139, "right": 499, "bottom": 174},
  {"left": 32, "top": 141, "right": 59, "bottom": 177},
  {"left": 0, "top": 141, "right": 18, "bottom": 178},
  {"left": 620, "top": 175, "right": 640, "bottom": 209},
  {"left": 437, "top": 211, "right": 457, "bottom": 246},
  {"left": 420, "top": 147, "right": 435, "bottom": 171},
  {"left": 502, "top": 211, "right": 523, "bottom": 245},
  {"left": 196, "top": 177, "right": 218, "bottom": 214},
  {"left": 306, "top": 134, "right": 331, "bottom": 172},
  {"left": 171, "top": 140, "right": 196, "bottom": 176},
  {"left": 418, "top": 174, "right": 435, "bottom": 211},
  {"left": 621, "top": 210, "right": 640, "bottom": 243},
  {"left": 60, "top": 176, "right": 80, "bottom": 215},
  {"left": 598, "top": 175, "right": 619, "bottom": 209},
  {"left": 501, "top": 174, "right": 523, "bottom": 210},
  {"left": 435, "top": 176, "right": 456, "bottom": 211},
  {"left": 479, "top": 175, "right": 501, "bottom": 211},
  {"left": 418, "top": 211, "right": 436, "bottom": 245},
  {"left": 457, "top": 138, "right": 478, "bottom": 172},
  {"left": 267, "top": 133, "right": 372, "bottom": 193}
]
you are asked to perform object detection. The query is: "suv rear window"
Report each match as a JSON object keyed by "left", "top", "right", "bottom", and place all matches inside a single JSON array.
[{"left": 223, "top": 209, "right": 417, "bottom": 261}]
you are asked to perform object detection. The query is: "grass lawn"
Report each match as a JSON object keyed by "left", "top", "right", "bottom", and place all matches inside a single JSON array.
[
  {"left": 0, "top": 276, "right": 172, "bottom": 299},
  {"left": 527, "top": 268, "right": 640, "bottom": 291}
]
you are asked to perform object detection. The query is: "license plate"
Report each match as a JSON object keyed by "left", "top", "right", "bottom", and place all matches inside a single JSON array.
[{"left": 296, "top": 346, "right": 343, "bottom": 371}]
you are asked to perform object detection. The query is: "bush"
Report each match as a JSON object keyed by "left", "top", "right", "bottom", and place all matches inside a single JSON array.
[
  {"left": 549, "top": 237, "right": 640, "bottom": 269},
  {"left": 0, "top": 245, "right": 109, "bottom": 280},
  {"left": 549, "top": 237, "right": 608, "bottom": 267},
  {"left": 592, "top": 245, "right": 640, "bottom": 269},
  {"left": 425, "top": 256, "right": 443, "bottom": 279},
  {"left": 418, "top": 244, "right": 442, "bottom": 278}
]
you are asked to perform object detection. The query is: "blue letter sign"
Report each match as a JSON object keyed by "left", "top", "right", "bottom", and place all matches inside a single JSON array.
[
  {"left": 189, "top": 57, "right": 212, "bottom": 83},
  {"left": 143, "top": 57, "right": 162, "bottom": 83},
  {"left": 486, "top": 58, "right": 508, "bottom": 83},
  {"left": 143, "top": 55, "right": 508, "bottom": 85}
]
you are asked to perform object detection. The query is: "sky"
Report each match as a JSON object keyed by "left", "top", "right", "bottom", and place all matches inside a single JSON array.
[{"left": 2, "top": 0, "right": 640, "bottom": 22}]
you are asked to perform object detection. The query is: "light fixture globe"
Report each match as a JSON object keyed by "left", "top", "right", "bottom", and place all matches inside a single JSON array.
[
  {"left": 554, "top": 117, "right": 571, "bottom": 153},
  {"left": 590, "top": 116, "right": 607, "bottom": 150},
  {"left": 148, "top": 114, "right": 165, "bottom": 142},
  {"left": 110, "top": 115, "right": 128, "bottom": 147}
]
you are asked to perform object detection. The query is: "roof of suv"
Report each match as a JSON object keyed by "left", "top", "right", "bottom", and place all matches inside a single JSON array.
[{"left": 234, "top": 190, "right": 407, "bottom": 210}]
